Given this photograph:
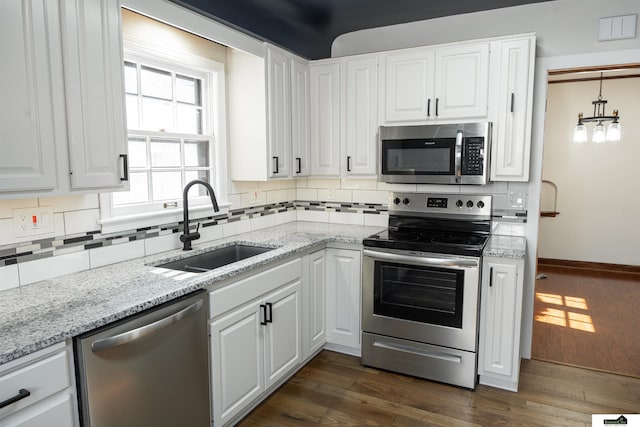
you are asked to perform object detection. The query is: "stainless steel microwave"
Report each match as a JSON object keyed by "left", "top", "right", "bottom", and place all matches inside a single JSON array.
[{"left": 379, "top": 122, "right": 491, "bottom": 185}]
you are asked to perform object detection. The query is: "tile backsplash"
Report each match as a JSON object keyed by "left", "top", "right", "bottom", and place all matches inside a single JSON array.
[{"left": 0, "top": 177, "right": 527, "bottom": 290}]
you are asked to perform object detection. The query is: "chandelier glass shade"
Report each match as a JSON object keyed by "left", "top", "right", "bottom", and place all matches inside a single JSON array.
[{"left": 572, "top": 72, "right": 621, "bottom": 143}]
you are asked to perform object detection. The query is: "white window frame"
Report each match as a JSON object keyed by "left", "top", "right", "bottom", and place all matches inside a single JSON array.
[{"left": 99, "top": 37, "right": 229, "bottom": 233}]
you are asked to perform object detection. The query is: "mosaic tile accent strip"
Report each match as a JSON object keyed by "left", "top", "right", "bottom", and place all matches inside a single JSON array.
[{"left": 2, "top": 200, "right": 384, "bottom": 267}]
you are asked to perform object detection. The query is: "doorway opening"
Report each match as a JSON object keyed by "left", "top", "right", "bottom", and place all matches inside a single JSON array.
[{"left": 532, "top": 64, "right": 640, "bottom": 378}]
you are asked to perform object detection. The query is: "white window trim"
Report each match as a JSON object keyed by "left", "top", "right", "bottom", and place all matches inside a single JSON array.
[{"left": 99, "top": 36, "right": 230, "bottom": 233}]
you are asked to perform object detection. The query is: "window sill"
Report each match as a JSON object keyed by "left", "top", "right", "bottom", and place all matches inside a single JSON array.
[{"left": 99, "top": 201, "right": 232, "bottom": 234}]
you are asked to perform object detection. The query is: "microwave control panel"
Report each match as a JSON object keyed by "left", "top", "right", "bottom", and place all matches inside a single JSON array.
[{"left": 461, "top": 137, "right": 485, "bottom": 176}]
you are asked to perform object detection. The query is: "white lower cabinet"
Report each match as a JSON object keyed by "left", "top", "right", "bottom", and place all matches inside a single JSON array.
[
  {"left": 209, "top": 259, "right": 302, "bottom": 427},
  {"left": 0, "top": 342, "right": 78, "bottom": 427},
  {"left": 325, "top": 248, "right": 362, "bottom": 353},
  {"left": 478, "top": 256, "right": 525, "bottom": 392},
  {"left": 302, "top": 250, "right": 327, "bottom": 359}
]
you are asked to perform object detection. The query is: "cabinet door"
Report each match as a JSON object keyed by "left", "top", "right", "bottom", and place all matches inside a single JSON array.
[
  {"left": 264, "top": 281, "right": 302, "bottom": 388},
  {"left": 310, "top": 62, "right": 341, "bottom": 176},
  {"left": 344, "top": 57, "right": 378, "bottom": 176},
  {"left": 5, "top": 394, "right": 76, "bottom": 427},
  {"left": 478, "top": 258, "right": 522, "bottom": 383},
  {"left": 210, "top": 302, "right": 264, "bottom": 427},
  {"left": 60, "top": 0, "right": 128, "bottom": 190},
  {"left": 267, "top": 47, "right": 292, "bottom": 178},
  {"left": 305, "top": 250, "right": 326, "bottom": 357},
  {"left": 491, "top": 38, "right": 534, "bottom": 181},
  {"left": 0, "top": 0, "right": 59, "bottom": 192},
  {"left": 434, "top": 43, "right": 489, "bottom": 119},
  {"left": 326, "top": 248, "right": 362, "bottom": 348},
  {"left": 383, "top": 49, "right": 435, "bottom": 122},
  {"left": 291, "top": 59, "right": 311, "bottom": 177}
]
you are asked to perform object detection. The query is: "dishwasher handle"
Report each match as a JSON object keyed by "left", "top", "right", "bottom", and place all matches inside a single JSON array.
[{"left": 91, "top": 299, "right": 203, "bottom": 353}]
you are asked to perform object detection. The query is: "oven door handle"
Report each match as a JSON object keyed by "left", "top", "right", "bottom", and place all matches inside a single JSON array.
[{"left": 363, "top": 249, "right": 478, "bottom": 268}]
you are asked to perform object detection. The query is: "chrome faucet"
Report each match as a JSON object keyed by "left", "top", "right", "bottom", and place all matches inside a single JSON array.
[{"left": 180, "top": 179, "right": 220, "bottom": 250}]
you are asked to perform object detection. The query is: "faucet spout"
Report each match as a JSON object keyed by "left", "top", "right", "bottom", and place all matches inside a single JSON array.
[{"left": 180, "top": 179, "right": 220, "bottom": 250}]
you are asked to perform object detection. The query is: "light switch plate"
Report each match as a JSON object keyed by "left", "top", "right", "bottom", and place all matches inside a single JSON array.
[
  {"left": 599, "top": 14, "right": 637, "bottom": 41},
  {"left": 508, "top": 192, "right": 526, "bottom": 209}
]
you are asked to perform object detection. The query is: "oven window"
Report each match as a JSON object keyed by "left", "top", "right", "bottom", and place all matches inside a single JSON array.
[
  {"left": 381, "top": 139, "right": 455, "bottom": 175},
  {"left": 373, "top": 261, "right": 464, "bottom": 328}
]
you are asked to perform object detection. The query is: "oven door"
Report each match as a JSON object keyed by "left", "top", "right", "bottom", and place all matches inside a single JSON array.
[{"left": 362, "top": 248, "right": 480, "bottom": 352}]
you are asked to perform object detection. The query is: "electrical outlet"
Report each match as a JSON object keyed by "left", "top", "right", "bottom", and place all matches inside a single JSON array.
[
  {"left": 13, "top": 207, "right": 54, "bottom": 237},
  {"left": 508, "top": 192, "right": 526, "bottom": 209},
  {"left": 243, "top": 189, "right": 265, "bottom": 206}
]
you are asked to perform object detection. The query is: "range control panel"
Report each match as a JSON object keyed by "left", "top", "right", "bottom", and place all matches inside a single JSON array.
[{"left": 389, "top": 192, "right": 492, "bottom": 219}]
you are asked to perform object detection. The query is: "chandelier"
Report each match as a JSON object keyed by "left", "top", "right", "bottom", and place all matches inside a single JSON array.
[{"left": 572, "top": 72, "right": 621, "bottom": 143}]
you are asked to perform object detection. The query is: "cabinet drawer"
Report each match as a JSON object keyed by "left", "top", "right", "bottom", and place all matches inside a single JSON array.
[
  {"left": 0, "top": 351, "right": 70, "bottom": 419},
  {"left": 209, "top": 258, "right": 302, "bottom": 318}
]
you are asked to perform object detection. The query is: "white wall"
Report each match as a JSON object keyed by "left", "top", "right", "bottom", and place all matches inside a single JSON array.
[
  {"left": 538, "top": 77, "right": 640, "bottom": 265},
  {"left": 332, "top": 0, "right": 640, "bottom": 58}
]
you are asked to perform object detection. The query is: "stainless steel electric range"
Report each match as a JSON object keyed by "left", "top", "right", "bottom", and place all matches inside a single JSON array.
[{"left": 361, "top": 192, "right": 492, "bottom": 389}]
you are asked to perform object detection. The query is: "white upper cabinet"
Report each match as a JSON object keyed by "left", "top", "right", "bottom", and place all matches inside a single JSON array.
[
  {"left": 229, "top": 44, "right": 309, "bottom": 181},
  {"left": 434, "top": 44, "right": 489, "bottom": 119},
  {"left": 266, "top": 47, "right": 292, "bottom": 178},
  {"left": 0, "top": 0, "right": 60, "bottom": 193},
  {"left": 343, "top": 56, "right": 378, "bottom": 177},
  {"left": 490, "top": 36, "right": 535, "bottom": 182},
  {"left": 291, "top": 58, "right": 311, "bottom": 177},
  {"left": 61, "top": 0, "right": 128, "bottom": 190},
  {"left": 0, "top": 0, "right": 129, "bottom": 198},
  {"left": 381, "top": 43, "right": 489, "bottom": 124},
  {"left": 310, "top": 61, "right": 341, "bottom": 176},
  {"left": 383, "top": 49, "right": 435, "bottom": 122}
]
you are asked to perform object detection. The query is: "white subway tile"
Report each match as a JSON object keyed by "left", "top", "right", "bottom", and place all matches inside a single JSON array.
[
  {"left": 64, "top": 209, "right": 100, "bottom": 235},
  {"left": 339, "top": 179, "right": 377, "bottom": 190},
  {"left": 376, "top": 182, "right": 417, "bottom": 192},
  {"left": 223, "top": 219, "right": 251, "bottom": 237},
  {"left": 296, "top": 188, "right": 318, "bottom": 201},
  {"left": 296, "top": 178, "right": 308, "bottom": 188},
  {"left": 353, "top": 190, "right": 389, "bottom": 204},
  {"left": 42, "top": 194, "right": 99, "bottom": 212},
  {"left": 329, "top": 212, "right": 364, "bottom": 226},
  {"left": 0, "top": 199, "right": 38, "bottom": 219},
  {"left": 0, "top": 264, "right": 19, "bottom": 291},
  {"left": 19, "top": 251, "right": 90, "bottom": 285},
  {"left": 266, "top": 189, "right": 289, "bottom": 204},
  {"left": 286, "top": 188, "right": 296, "bottom": 201},
  {"left": 89, "top": 240, "right": 145, "bottom": 269},
  {"left": 227, "top": 194, "right": 242, "bottom": 210},
  {"left": 307, "top": 178, "right": 341, "bottom": 189},
  {"left": 461, "top": 182, "right": 508, "bottom": 194},
  {"left": 274, "top": 210, "right": 296, "bottom": 225},
  {"left": 144, "top": 233, "right": 181, "bottom": 256},
  {"left": 296, "top": 210, "right": 329, "bottom": 223},
  {"left": 241, "top": 190, "right": 266, "bottom": 207},
  {"left": 364, "top": 213, "right": 389, "bottom": 228},
  {"left": 229, "top": 181, "right": 258, "bottom": 194},
  {"left": 257, "top": 180, "right": 289, "bottom": 191},
  {"left": 416, "top": 184, "right": 461, "bottom": 193},
  {"left": 251, "top": 214, "right": 276, "bottom": 231},
  {"left": 198, "top": 224, "right": 224, "bottom": 243},
  {"left": 318, "top": 188, "right": 352, "bottom": 203}
]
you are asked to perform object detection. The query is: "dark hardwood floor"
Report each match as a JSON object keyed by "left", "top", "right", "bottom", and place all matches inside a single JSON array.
[
  {"left": 532, "top": 263, "right": 640, "bottom": 378},
  {"left": 237, "top": 350, "right": 640, "bottom": 426}
]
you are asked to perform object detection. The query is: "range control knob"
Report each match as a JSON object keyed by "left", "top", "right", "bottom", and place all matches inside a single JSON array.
[
  {"left": 466, "top": 200, "right": 474, "bottom": 208},
  {"left": 393, "top": 197, "right": 401, "bottom": 205},
  {"left": 402, "top": 197, "right": 410, "bottom": 205},
  {"left": 477, "top": 201, "right": 485, "bottom": 209},
  {"left": 456, "top": 200, "right": 464, "bottom": 208}
]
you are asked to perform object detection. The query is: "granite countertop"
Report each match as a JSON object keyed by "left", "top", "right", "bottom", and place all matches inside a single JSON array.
[
  {"left": 485, "top": 222, "right": 527, "bottom": 259},
  {"left": 0, "top": 222, "right": 384, "bottom": 366},
  {"left": 0, "top": 220, "right": 527, "bottom": 366}
]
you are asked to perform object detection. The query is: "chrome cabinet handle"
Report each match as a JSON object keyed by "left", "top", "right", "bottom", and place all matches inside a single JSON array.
[
  {"left": 91, "top": 300, "right": 203, "bottom": 353},
  {"left": 0, "top": 389, "right": 31, "bottom": 409},
  {"left": 363, "top": 249, "right": 478, "bottom": 268}
]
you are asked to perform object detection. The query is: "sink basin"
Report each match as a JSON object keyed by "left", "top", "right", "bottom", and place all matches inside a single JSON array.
[{"left": 157, "top": 244, "right": 273, "bottom": 273}]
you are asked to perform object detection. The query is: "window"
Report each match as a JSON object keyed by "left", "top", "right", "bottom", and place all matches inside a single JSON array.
[{"left": 100, "top": 38, "right": 228, "bottom": 231}]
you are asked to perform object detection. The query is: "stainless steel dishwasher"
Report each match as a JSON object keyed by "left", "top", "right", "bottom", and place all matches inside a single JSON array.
[{"left": 74, "top": 290, "right": 210, "bottom": 427}]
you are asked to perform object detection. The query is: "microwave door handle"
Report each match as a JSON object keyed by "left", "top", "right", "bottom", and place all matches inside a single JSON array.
[{"left": 455, "top": 130, "right": 463, "bottom": 182}]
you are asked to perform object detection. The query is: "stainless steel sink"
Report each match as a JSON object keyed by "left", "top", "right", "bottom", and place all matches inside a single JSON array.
[{"left": 157, "top": 244, "right": 273, "bottom": 273}]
